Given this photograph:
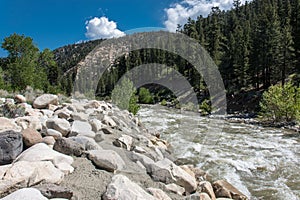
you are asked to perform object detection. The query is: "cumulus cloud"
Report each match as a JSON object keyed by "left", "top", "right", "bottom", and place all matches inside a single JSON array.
[
  {"left": 85, "top": 17, "right": 125, "bottom": 39},
  {"left": 164, "top": 0, "right": 250, "bottom": 32}
]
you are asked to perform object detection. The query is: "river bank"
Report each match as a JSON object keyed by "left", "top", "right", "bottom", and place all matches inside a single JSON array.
[
  {"left": 160, "top": 100, "right": 300, "bottom": 133},
  {"left": 0, "top": 93, "right": 249, "bottom": 199}
]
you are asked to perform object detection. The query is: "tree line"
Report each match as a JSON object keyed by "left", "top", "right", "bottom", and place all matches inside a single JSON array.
[
  {"left": 0, "top": 0, "right": 299, "bottom": 117},
  {"left": 179, "top": 0, "right": 300, "bottom": 92}
]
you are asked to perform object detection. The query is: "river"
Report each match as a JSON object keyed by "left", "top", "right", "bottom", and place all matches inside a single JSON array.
[{"left": 137, "top": 105, "right": 300, "bottom": 200}]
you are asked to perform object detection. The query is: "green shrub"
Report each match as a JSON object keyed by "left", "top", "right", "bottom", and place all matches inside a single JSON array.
[
  {"left": 111, "top": 78, "right": 140, "bottom": 115},
  {"left": 181, "top": 102, "right": 198, "bottom": 111},
  {"left": 161, "top": 99, "right": 167, "bottom": 106},
  {"left": 128, "top": 94, "right": 140, "bottom": 115},
  {"left": 259, "top": 81, "right": 300, "bottom": 122},
  {"left": 138, "top": 87, "right": 154, "bottom": 104},
  {"left": 199, "top": 99, "right": 212, "bottom": 116}
]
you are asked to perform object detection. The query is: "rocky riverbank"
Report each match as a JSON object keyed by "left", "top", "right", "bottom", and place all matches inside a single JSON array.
[
  {"left": 0, "top": 93, "right": 249, "bottom": 200},
  {"left": 224, "top": 115, "right": 300, "bottom": 133}
]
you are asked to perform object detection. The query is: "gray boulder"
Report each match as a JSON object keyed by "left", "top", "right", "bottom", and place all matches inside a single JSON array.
[
  {"left": 34, "top": 183, "right": 73, "bottom": 199},
  {"left": 53, "top": 137, "right": 84, "bottom": 157},
  {"left": 0, "top": 130, "right": 23, "bottom": 165},
  {"left": 46, "top": 129, "right": 63, "bottom": 139},
  {"left": 165, "top": 183, "right": 185, "bottom": 195},
  {"left": 69, "top": 136, "right": 102, "bottom": 150},
  {"left": 0, "top": 117, "right": 20, "bottom": 132},
  {"left": 70, "top": 112, "right": 89, "bottom": 121},
  {"left": 213, "top": 180, "right": 248, "bottom": 200},
  {"left": 33, "top": 94, "right": 58, "bottom": 109},
  {"left": 89, "top": 118, "right": 102, "bottom": 132},
  {"left": 0, "top": 188, "right": 48, "bottom": 200},
  {"left": 15, "top": 143, "right": 74, "bottom": 174},
  {"left": 102, "top": 115, "right": 117, "bottom": 127},
  {"left": 103, "top": 174, "right": 156, "bottom": 200},
  {"left": 150, "top": 158, "right": 197, "bottom": 193},
  {"left": 130, "top": 152, "right": 155, "bottom": 173},
  {"left": 113, "top": 134, "right": 134, "bottom": 151},
  {"left": 88, "top": 150, "right": 125, "bottom": 172},
  {"left": 46, "top": 118, "right": 71, "bottom": 137},
  {"left": 70, "top": 120, "right": 95, "bottom": 138},
  {"left": 147, "top": 188, "right": 172, "bottom": 200},
  {"left": 2, "top": 160, "right": 64, "bottom": 186},
  {"left": 101, "top": 126, "right": 115, "bottom": 135},
  {"left": 15, "top": 116, "right": 42, "bottom": 131}
]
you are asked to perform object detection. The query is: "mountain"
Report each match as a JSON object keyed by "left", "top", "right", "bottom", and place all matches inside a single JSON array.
[{"left": 53, "top": 0, "right": 299, "bottom": 114}]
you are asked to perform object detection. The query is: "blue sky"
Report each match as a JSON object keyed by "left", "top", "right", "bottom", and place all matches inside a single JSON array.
[{"left": 0, "top": 0, "right": 247, "bottom": 57}]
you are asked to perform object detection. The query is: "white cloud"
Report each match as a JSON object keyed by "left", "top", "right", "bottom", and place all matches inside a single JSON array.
[
  {"left": 164, "top": 0, "right": 250, "bottom": 32},
  {"left": 85, "top": 17, "right": 125, "bottom": 39}
]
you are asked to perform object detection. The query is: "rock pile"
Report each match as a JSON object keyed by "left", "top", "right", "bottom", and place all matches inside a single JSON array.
[{"left": 0, "top": 94, "right": 249, "bottom": 200}]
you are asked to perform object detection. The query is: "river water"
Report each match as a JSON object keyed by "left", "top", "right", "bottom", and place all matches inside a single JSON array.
[{"left": 137, "top": 105, "right": 300, "bottom": 200}]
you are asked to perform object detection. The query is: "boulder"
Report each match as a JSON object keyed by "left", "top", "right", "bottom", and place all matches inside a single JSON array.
[
  {"left": 150, "top": 158, "right": 197, "bottom": 193},
  {"left": 42, "top": 136, "right": 56, "bottom": 146},
  {"left": 147, "top": 188, "right": 172, "bottom": 200},
  {"left": 185, "top": 165, "right": 209, "bottom": 182},
  {"left": 200, "top": 193, "right": 213, "bottom": 200},
  {"left": 40, "top": 109, "right": 54, "bottom": 117},
  {"left": 15, "top": 143, "right": 74, "bottom": 174},
  {"left": 0, "top": 188, "right": 48, "bottom": 200},
  {"left": 0, "top": 117, "right": 20, "bottom": 132},
  {"left": 53, "top": 137, "right": 84, "bottom": 157},
  {"left": 70, "top": 112, "right": 89, "bottom": 121},
  {"left": 213, "top": 180, "right": 248, "bottom": 200},
  {"left": 0, "top": 130, "right": 23, "bottom": 165},
  {"left": 102, "top": 115, "right": 117, "bottom": 127},
  {"left": 130, "top": 152, "right": 155, "bottom": 173},
  {"left": 134, "top": 146, "right": 147, "bottom": 154},
  {"left": 14, "top": 94, "right": 26, "bottom": 104},
  {"left": 165, "top": 183, "right": 185, "bottom": 195},
  {"left": 180, "top": 165, "right": 196, "bottom": 178},
  {"left": 183, "top": 193, "right": 201, "bottom": 200},
  {"left": 150, "top": 158, "right": 176, "bottom": 184},
  {"left": 70, "top": 120, "right": 95, "bottom": 138},
  {"left": 89, "top": 118, "right": 102, "bottom": 132},
  {"left": 15, "top": 116, "right": 42, "bottom": 131},
  {"left": 171, "top": 161, "right": 197, "bottom": 193},
  {"left": 71, "top": 103, "right": 85, "bottom": 112},
  {"left": 46, "top": 118, "right": 71, "bottom": 137},
  {"left": 21, "top": 128, "right": 42, "bottom": 147},
  {"left": 113, "top": 134, "right": 133, "bottom": 150},
  {"left": 88, "top": 150, "right": 125, "bottom": 172},
  {"left": 34, "top": 183, "right": 73, "bottom": 199},
  {"left": 84, "top": 100, "right": 102, "bottom": 109},
  {"left": 46, "top": 129, "right": 63, "bottom": 139},
  {"left": 55, "top": 109, "right": 71, "bottom": 119},
  {"left": 199, "top": 181, "right": 216, "bottom": 200},
  {"left": 94, "top": 131, "right": 104, "bottom": 142},
  {"left": 33, "top": 94, "right": 58, "bottom": 109},
  {"left": 69, "top": 136, "right": 102, "bottom": 150},
  {"left": 103, "top": 174, "right": 156, "bottom": 200},
  {"left": 2, "top": 160, "right": 64, "bottom": 186},
  {"left": 101, "top": 126, "right": 115, "bottom": 135}
]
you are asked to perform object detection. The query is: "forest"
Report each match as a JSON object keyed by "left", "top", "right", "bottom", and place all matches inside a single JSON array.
[{"left": 0, "top": 0, "right": 299, "bottom": 121}]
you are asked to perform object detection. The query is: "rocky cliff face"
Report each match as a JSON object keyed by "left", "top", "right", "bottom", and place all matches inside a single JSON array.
[{"left": 0, "top": 94, "right": 248, "bottom": 200}]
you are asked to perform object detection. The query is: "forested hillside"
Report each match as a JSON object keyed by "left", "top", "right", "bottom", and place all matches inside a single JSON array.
[
  {"left": 94, "top": 0, "right": 300, "bottom": 113},
  {"left": 179, "top": 0, "right": 300, "bottom": 92},
  {"left": 0, "top": 0, "right": 299, "bottom": 115}
]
